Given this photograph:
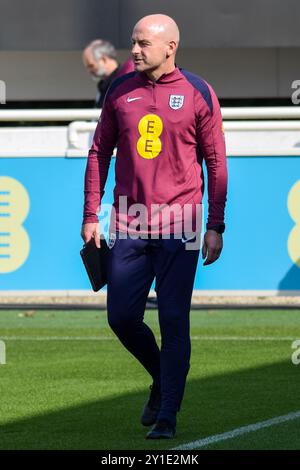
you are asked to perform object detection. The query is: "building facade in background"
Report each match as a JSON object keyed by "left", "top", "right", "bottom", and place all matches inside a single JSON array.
[{"left": 0, "top": 0, "right": 300, "bottom": 102}]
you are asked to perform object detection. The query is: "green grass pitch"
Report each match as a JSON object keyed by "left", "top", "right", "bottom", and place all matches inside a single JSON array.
[{"left": 0, "top": 308, "right": 300, "bottom": 450}]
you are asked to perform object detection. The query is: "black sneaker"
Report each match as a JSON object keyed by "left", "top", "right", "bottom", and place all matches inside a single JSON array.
[
  {"left": 146, "top": 419, "right": 176, "bottom": 439},
  {"left": 140, "top": 383, "right": 161, "bottom": 427}
]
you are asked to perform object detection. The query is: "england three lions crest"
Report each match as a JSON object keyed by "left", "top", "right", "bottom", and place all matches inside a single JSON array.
[{"left": 169, "top": 95, "right": 184, "bottom": 110}]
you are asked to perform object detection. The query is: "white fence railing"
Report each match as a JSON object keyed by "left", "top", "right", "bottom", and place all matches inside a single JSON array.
[
  {"left": 1, "top": 107, "right": 300, "bottom": 122},
  {"left": 0, "top": 109, "right": 100, "bottom": 121},
  {"left": 0, "top": 107, "right": 300, "bottom": 157}
]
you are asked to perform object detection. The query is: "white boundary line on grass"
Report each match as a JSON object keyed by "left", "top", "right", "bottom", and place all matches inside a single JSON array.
[
  {"left": 172, "top": 410, "right": 300, "bottom": 450},
  {"left": 0, "top": 335, "right": 297, "bottom": 341}
]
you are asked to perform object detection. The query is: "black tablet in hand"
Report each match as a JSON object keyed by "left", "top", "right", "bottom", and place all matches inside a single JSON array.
[{"left": 80, "top": 237, "right": 109, "bottom": 292}]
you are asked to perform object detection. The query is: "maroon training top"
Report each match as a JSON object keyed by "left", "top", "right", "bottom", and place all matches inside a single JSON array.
[{"left": 83, "top": 67, "right": 228, "bottom": 234}]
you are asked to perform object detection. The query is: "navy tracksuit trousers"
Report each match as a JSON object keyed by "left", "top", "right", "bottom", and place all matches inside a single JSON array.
[{"left": 107, "top": 232, "right": 200, "bottom": 426}]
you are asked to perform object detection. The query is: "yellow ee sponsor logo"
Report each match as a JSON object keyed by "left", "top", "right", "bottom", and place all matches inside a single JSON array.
[
  {"left": 287, "top": 179, "right": 300, "bottom": 267},
  {"left": 0, "top": 176, "right": 30, "bottom": 273},
  {"left": 137, "top": 114, "right": 163, "bottom": 159}
]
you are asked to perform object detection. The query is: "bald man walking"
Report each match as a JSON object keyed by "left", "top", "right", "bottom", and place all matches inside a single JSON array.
[{"left": 82, "top": 14, "right": 227, "bottom": 439}]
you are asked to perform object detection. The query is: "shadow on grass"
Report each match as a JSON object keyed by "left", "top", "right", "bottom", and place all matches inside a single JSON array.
[{"left": 0, "top": 358, "right": 300, "bottom": 450}]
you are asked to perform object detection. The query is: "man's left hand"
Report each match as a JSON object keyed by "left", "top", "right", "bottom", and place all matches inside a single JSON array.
[{"left": 202, "top": 230, "right": 223, "bottom": 266}]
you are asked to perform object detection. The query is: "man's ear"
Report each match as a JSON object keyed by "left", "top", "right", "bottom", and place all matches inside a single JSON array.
[{"left": 166, "top": 40, "right": 177, "bottom": 58}]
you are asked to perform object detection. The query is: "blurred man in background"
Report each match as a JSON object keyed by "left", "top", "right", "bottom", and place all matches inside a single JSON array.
[{"left": 82, "top": 39, "right": 134, "bottom": 108}]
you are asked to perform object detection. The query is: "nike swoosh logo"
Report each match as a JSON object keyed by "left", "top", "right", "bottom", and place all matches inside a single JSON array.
[
  {"left": 181, "top": 235, "right": 196, "bottom": 243},
  {"left": 127, "top": 97, "right": 142, "bottom": 102}
]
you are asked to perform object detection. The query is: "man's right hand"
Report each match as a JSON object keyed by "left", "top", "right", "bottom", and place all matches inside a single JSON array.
[{"left": 81, "top": 222, "right": 101, "bottom": 248}]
